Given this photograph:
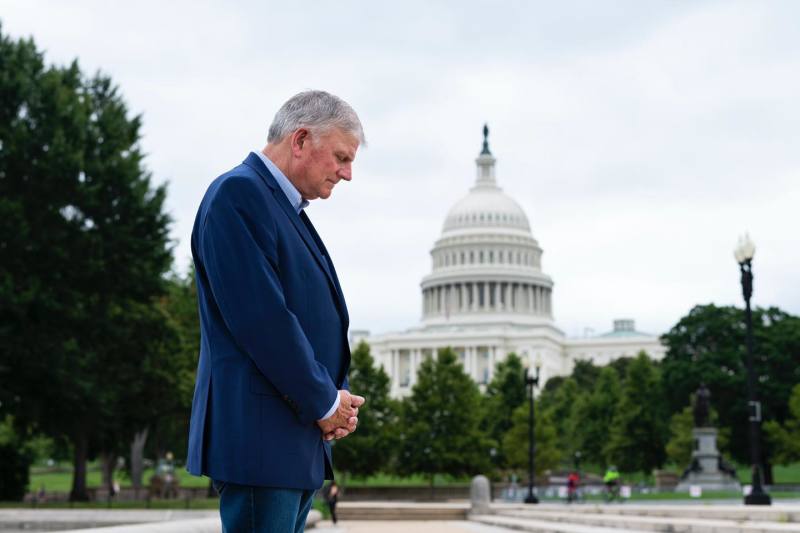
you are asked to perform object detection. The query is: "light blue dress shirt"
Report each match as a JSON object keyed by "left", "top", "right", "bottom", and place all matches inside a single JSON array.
[
  {"left": 254, "top": 151, "right": 309, "bottom": 214},
  {"left": 254, "top": 151, "right": 340, "bottom": 422}
]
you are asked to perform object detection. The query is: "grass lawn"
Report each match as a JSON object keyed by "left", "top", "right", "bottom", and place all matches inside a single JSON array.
[
  {"left": 337, "top": 472, "right": 471, "bottom": 487},
  {"left": 29, "top": 463, "right": 210, "bottom": 493},
  {"left": 736, "top": 462, "right": 800, "bottom": 484},
  {"left": 26, "top": 462, "right": 800, "bottom": 497},
  {"left": 0, "top": 498, "right": 221, "bottom": 510}
]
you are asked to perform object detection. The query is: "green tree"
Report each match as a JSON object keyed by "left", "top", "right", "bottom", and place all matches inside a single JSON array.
[
  {"left": 397, "top": 348, "right": 492, "bottom": 487},
  {"left": 0, "top": 417, "right": 33, "bottom": 501},
  {"left": 144, "top": 271, "right": 202, "bottom": 457},
  {"left": 0, "top": 28, "right": 173, "bottom": 500},
  {"left": 764, "top": 384, "right": 800, "bottom": 464},
  {"left": 608, "top": 357, "right": 634, "bottom": 382},
  {"left": 334, "top": 341, "right": 398, "bottom": 480},
  {"left": 572, "top": 366, "right": 621, "bottom": 468},
  {"left": 605, "top": 352, "right": 669, "bottom": 475},
  {"left": 661, "top": 304, "right": 800, "bottom": 477},
  {"left": 571, "top": 360, "right": 601, "bottom": 390},
  {"left": 502, "top": 400, "right": 561, "bottom": 476},
  {"left": 539, "top": 377, "right": 581, "bottom": 457},
  {"left": 482, "top": 353, "right": 526, "bottom": 470}
]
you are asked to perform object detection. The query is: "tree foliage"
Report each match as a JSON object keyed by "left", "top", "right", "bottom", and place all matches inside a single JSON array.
[
  {"left": 334, "top": 341, "right": 398, "bottom": 479},
  {"left": 571, "top": 360, "right": 601, "bottom": 391},
  {"left": 0, "top": 417, "right": 32, "bottom": 501},
  {"left": 572, "top": 366, "right": 620, "bottom": 467},
  {"left": 502, "top": 400, "right": 561, "bottom": 476},
  {"left": 661, "top": 304, "right": 800, "bottom": 466},
  {"left": 397, "top": 348, "right": 492, "bottom": 483},
  {"left": 482, "top": 352, "right": 526, "bottom": 469},
  {"left": 764, "top": 384, "right": 800, "bottom": 465},
  {"left": 539, "top": 377, "right": 581, "bottom": 457},
  {"left": 0, "top": 27, "right": 174, "bottom": 500},
  {"left": 605, "top": 352, "right": 669, "bottom": 475}
]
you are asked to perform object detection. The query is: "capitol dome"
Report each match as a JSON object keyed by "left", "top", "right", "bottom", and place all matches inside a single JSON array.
[
  {"left": 442, "top": 129, "right": 531, "bottom": 234},
  {"left": 420, "top": 126, "right": 554, "bottom": 327},
  {"left": 443, "top": 187, "right": 531, "bottom": 233}
]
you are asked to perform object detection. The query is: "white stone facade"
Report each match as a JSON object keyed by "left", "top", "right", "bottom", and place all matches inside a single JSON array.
[{"left": 355, "top": 128, "right": 666, "bottom": 397}]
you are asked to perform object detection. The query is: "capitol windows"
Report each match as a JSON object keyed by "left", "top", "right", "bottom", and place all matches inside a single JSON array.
[
  {"left": 479, "top": 251, "right": 484, "bottom": 263},
  {"left": 469, "top": 250, "right": 474, "bottom": 263},
  {"left": 489, "top": 251, "right": 494, "bottom": 263},
  {"left": 460, "top": 252, "right": 465, "bottom": 265}
]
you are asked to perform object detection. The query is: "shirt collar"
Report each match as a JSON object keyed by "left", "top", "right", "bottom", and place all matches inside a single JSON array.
[{"left": 255, "top": 151, "right": 309, "bottom": 214}]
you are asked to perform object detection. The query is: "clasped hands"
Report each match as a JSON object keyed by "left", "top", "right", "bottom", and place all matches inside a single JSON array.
[{"left": 317, "top": 389, "right": 365, "bottom": 441}]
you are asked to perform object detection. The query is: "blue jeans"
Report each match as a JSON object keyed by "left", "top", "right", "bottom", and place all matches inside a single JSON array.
[{"left": 213, "top": 480, "right": 315, "bottom": 533}]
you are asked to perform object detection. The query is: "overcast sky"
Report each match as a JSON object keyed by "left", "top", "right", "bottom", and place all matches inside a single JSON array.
[{"left": 3, "top": 1, "right": 798, "bottom": 338}]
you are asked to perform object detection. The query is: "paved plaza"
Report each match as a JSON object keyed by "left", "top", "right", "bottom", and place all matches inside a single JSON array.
[{"left": 4, "top": 502, "right": 800, "bottom": 533}]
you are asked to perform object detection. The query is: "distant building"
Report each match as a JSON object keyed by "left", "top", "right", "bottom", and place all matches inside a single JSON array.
[{"left": 356, "top": 127, "right": 665, "bottom": 397}]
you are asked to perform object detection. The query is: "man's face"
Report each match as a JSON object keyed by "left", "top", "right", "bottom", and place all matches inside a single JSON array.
[{"left": 292, "top": 128, "right": 359, "bottom": 200}]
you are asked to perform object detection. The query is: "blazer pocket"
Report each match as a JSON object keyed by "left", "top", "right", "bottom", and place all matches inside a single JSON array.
[{"left": 249, "top": 372, "right": 280, "bottom": 396}]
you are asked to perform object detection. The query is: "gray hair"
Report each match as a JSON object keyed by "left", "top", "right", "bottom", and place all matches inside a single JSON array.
[{"left": 267, "top": 90, "right": 366, "bottom": 145}]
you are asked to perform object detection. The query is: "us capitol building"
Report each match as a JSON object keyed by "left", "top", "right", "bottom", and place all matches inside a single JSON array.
[{"left": 352, "top": 127, "right": 665, "bottom": 397}]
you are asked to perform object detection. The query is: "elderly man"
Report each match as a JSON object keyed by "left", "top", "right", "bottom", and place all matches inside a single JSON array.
[{"left": 186, "top": 90, "right": 366, "bottom": 532}]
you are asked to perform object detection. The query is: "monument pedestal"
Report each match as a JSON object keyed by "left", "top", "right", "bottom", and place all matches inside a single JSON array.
[{"left": 676, "top": 427, "right": 741, "bottom": 492}]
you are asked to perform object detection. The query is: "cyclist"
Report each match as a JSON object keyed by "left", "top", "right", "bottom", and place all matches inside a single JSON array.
[
  {"left": 603, "top": 465, "right": 620, "bottom": 502},
  {"left": 566, "top": 471, "right": 581, "bottom": 503}
]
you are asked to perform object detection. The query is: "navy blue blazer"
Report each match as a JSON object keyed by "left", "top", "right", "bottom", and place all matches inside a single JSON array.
[{"left": 186, "top": 152, "right": 351, "bottom": 489}]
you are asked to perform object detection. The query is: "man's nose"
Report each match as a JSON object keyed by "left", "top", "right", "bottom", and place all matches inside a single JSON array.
[{"left": 338, "top": 165, "right": 352, "bottom": 181}]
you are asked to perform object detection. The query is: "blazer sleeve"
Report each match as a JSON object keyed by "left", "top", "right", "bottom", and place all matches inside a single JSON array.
[{"left": 198, "top": 177, "right": 338, "bottom": 425}]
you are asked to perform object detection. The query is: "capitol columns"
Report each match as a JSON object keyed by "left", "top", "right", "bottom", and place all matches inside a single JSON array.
[
  {"left": 411, "top": 348, "right": 420, "bottom": 385},
  {"left": 529, "top": 285, "right": 536, "bottom": 313},
  {"left": 471, "top": 283, "right": 478, "bottom": 311},
  {"left": 469, "top": 347, "right": 477, "bottom": 377}
]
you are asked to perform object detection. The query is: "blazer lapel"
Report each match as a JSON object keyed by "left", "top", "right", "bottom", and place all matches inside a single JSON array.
[
  {"left": 300, "top": 211, "right": 350, "bottom": 328},
  {"left": 244, "top": 153, "right": 348, "bottom": 323}
]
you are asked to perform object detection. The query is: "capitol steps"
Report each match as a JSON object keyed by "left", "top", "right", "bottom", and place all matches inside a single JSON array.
[
  {"left": 470, "top": 514, "right": 651, "bottom": 533},
  {"left": 473, "top": 503, "right": 800, "bottom": 533},
  {"left": 335, "top": 501, "right": 469, "bottom": 521}
]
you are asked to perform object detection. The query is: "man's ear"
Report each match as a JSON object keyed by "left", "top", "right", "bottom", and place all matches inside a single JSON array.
[{"left": 291, "top": 128, "right": 310, "bottom": 157}]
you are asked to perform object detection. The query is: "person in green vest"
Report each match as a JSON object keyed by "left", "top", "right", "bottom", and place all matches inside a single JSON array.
[{"left": 603, "top": 466, "right": 620, "bottom": 502}]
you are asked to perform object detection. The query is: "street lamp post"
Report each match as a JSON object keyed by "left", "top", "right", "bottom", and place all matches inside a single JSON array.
[
  {"left": 524, "top": 356, "right": 542, "bottom": 504},
  {"left": 734, "top": 234, "right": 771, "bottom": 506}
]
